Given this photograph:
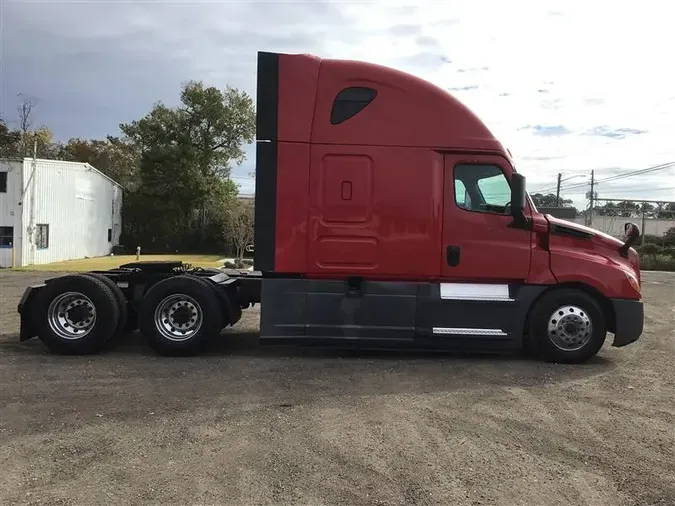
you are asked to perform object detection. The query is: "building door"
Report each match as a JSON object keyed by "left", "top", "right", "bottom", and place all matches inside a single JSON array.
[{"left": 0, "top": 226, "right": 14, "bottom": 268}]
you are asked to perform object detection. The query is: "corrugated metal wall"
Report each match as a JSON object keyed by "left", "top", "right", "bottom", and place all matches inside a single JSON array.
[
  {"left": 19, "top": 159, "right": 123, "bottom": 266},
  {"left": 0, "top": 159, "right": 23, "bottom": 268}
]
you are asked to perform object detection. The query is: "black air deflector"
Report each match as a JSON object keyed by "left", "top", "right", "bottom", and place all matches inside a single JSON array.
[
  {"left": 256, "top": 52, "right": 279, "bottom": 141},
  {"left": 254, "top": 51, "right": 280, "bottom": 272}
]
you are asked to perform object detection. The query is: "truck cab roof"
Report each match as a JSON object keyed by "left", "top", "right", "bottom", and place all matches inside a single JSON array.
[{"left": 256, "top": 51, "right": 507, "bottom": 154}]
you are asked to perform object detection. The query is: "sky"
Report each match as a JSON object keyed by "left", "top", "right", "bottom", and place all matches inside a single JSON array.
[{"left": 2, "top": 0, "right": 674, "bottom": 208}]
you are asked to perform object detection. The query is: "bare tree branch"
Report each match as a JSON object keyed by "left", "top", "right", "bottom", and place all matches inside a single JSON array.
[{"left": 227, "top": 200, "right": 255, "bottom": 261}]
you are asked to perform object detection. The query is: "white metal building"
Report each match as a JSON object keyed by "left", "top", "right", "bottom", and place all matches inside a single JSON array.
[{"left": 0, "top": 158, "right": 123, "bottom": 268}]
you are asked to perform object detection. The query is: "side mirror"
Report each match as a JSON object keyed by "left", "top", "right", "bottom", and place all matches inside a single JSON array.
[
  {"left": 619, "top": 222, "right": 641, "bottom": 256},
  {"left": 624, "top": 222, "right": 640, "bottom": 239},
  {"left": 509, "top": 173, "right": 528, "bottom": 229},
  {"left": 511, "top": 173, "right": 526, "bottom": 215}
]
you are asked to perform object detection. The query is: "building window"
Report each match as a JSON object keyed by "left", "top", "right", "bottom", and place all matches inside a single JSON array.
[
  {"left": 330, "top": 87, "right": 377, "bottom": 125},
  {"left": 36, "top": 224, "right": 49, "bottom": 249},
  {"left": 0, "top": 172, "right": 7, "bottom": 193},
  {"left": 454, "top": 164, "right": 512, "bottom": 215},
  {"left": 0, "top": 226, "right": 13, "bottom": 248},
  {"left": 107, "top": 228, "right": 112, "bottom": 242}
]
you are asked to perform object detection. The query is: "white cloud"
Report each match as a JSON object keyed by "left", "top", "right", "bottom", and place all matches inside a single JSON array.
[{"left": 3, "top": 0, "right": 674, "bottom": 206}]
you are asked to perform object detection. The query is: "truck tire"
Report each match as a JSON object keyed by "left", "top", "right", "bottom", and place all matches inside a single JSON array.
[
  {"left": 198, "top": 277, "right": 239, "bottom": 329},
  {"left": 138, "top": 275, "right": 223, "bottom": 356},
  {"left": 83, "top": 273, "right": 128, "bottom": 340},
  {"left": 33, "top": 274, "right": 120, "bottom": 355},
  {"left": 526, "top": 288, "right": 607, "bottom": 363}
]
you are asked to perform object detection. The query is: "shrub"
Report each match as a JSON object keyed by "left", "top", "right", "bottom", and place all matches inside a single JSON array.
[
  {"left": 638, "top": 244, "right": 660, "bottom": 256},
  {"left": 640, "top": 254, "right": 675, "bottom": 271}
]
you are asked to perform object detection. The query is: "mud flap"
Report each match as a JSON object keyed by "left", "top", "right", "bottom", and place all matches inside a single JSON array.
[{"left": 17, "top": 284, "right": 45, "bottom": 341}]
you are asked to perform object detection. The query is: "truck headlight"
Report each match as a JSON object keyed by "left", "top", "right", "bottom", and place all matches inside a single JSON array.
[{"left": 625, "top": 270, "right": 640, "bottom": 293}]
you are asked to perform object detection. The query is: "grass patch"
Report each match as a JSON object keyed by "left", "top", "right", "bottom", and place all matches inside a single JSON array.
[{"left": 14, "top": 254, "right": 225, "bottom": 272}]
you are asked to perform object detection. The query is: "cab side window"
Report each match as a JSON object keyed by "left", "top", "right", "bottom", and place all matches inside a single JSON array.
[
  {"left": 454, "top": 164, "right": 511, "bottom": 215},
  {"left": 454, "top": 179, "right": 472, "bottom": 209}
]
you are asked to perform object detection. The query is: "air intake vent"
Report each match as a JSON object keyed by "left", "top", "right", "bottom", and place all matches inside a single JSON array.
[{"left": 551, "top": 223, "right": 594, "bottom": 240}]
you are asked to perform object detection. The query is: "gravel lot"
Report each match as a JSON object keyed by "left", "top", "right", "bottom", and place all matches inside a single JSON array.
[{"left": 1, "top": 270, "right": 674, "bottom": 506}]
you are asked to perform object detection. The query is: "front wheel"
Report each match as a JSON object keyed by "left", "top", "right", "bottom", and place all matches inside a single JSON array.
[{"left": 526, "top": 289, "right": 607, "bottom": 363}]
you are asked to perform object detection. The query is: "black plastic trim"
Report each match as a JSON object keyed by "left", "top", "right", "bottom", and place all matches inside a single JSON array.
[
  {"left": 610, "top": 298, "right": 643, "bottom": 347},
  {"left": 256, "top": 52, "right": 279, "bottom": 141},
  {"left": 259, "top": 278, "right": 550, "bottom": 353},
  {"left": 550, "top": 223, "right": 594, "bottom": 240},
  {"left": 254, "top": 140, "right": 277, "bottom": 272},
  {"left": 254, "top": 51, "right": 280, "bottom": 272}
]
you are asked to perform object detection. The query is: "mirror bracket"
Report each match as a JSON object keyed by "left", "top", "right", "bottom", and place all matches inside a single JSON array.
[{"left": 508, "top": 214, "right": 532, "bottom": 230}]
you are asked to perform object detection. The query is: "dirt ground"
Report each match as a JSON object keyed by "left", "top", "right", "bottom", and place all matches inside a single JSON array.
[{"left": 0, "top": 271, "right": 674, "bottom": 506}]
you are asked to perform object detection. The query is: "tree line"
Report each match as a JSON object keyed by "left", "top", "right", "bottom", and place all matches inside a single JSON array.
[
  {"left": 530, "top": 192, "right": 675, "bottom": 220},
  {"left": 0, "top": 82, "right": 256, "bottom": 255}
]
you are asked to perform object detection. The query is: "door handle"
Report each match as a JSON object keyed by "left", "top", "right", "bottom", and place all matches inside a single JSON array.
[{"left": 446, "top": 245, "right": 460, "bottom": 267}]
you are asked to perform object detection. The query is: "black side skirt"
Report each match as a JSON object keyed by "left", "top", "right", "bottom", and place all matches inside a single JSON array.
[{"left": 259, "top": 278, "right": 546, "bottom": 351}]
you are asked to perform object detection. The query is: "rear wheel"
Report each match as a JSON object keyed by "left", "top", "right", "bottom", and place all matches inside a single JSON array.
[
  {"left": 527, "top": 289, "right": 607, "bottom": 363},
  {"left": 138, "top": 275, "right": 223, "bottom": 356},
  {"left": 83, "top": 273, "right": 128, "bottom": 340},
  {"left": 34, "top": 274, "right": 120, "bottom": 354}
]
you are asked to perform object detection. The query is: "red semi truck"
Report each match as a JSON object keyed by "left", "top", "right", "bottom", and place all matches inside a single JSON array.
[{"left": 16, "top": 51, "right": 644, "bottom": 363}]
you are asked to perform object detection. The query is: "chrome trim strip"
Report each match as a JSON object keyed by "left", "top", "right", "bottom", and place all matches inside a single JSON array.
[{"left": 433, "top": 327, "right": 508, "bottom": 336}]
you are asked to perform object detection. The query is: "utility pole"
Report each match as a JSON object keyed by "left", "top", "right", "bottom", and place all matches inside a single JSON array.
[
  {"left": 641, "top": 202, "right": 647, "bottom": 242},
  {"left": 29, "top": 136, "right": 38, "bottom": 265},
  {"left": 588, "top": 170, "right": 595, "bottom": 227},
  {"left": 555, "top": 172, "right": 562, "bottom": 207}
]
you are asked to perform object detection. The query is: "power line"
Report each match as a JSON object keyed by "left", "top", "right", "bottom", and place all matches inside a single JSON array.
[
  {"left": 595, "top": 161, "right": 675, "bottom": 184},
  {"left": 598, "top": 186, "right": 675, "bottom": 195},
  {"left": 559, "top": 161, "right": 675, "bottom": 192}
]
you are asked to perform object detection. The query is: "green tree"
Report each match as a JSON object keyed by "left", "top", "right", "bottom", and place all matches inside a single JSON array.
[
  {"left": 0, "top": 118, "right": 21, "bottom": 157},
  {"left": 56, "top": 136, "right": 139, "bottom": 188},
  {"left": 531, "top": 193, "right": 573, "bottom": 208},
  {"left": 119, "top": 81, "right": 255, "bottom": 252}
]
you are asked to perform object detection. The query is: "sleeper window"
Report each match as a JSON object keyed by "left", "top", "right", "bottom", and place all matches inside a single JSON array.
[{"left": 330, "top": 87, "right": 377, "bottom": 125}]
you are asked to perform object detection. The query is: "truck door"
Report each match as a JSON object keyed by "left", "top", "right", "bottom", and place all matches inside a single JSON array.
[
  {"left": 413, "top": 154, "right": 535, "bottom": 349},
  {"left": 441, "top": 154, "right": 532, "bottom": 281}
]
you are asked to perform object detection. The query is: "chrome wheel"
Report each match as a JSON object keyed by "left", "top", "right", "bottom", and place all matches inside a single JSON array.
[
  {"left": 47, "top": 292, "right": 97, "bottom": 340},
  {"left": 547, "top": 305, "right": 593, "bottom": 351},
  {"left": 154, "top": 293, "right": 203, "bottom": 342}
]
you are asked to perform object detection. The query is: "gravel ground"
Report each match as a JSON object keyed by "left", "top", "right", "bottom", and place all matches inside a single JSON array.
[{"left": 0, "top": 271, "right": 674, "bottom": 506}]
